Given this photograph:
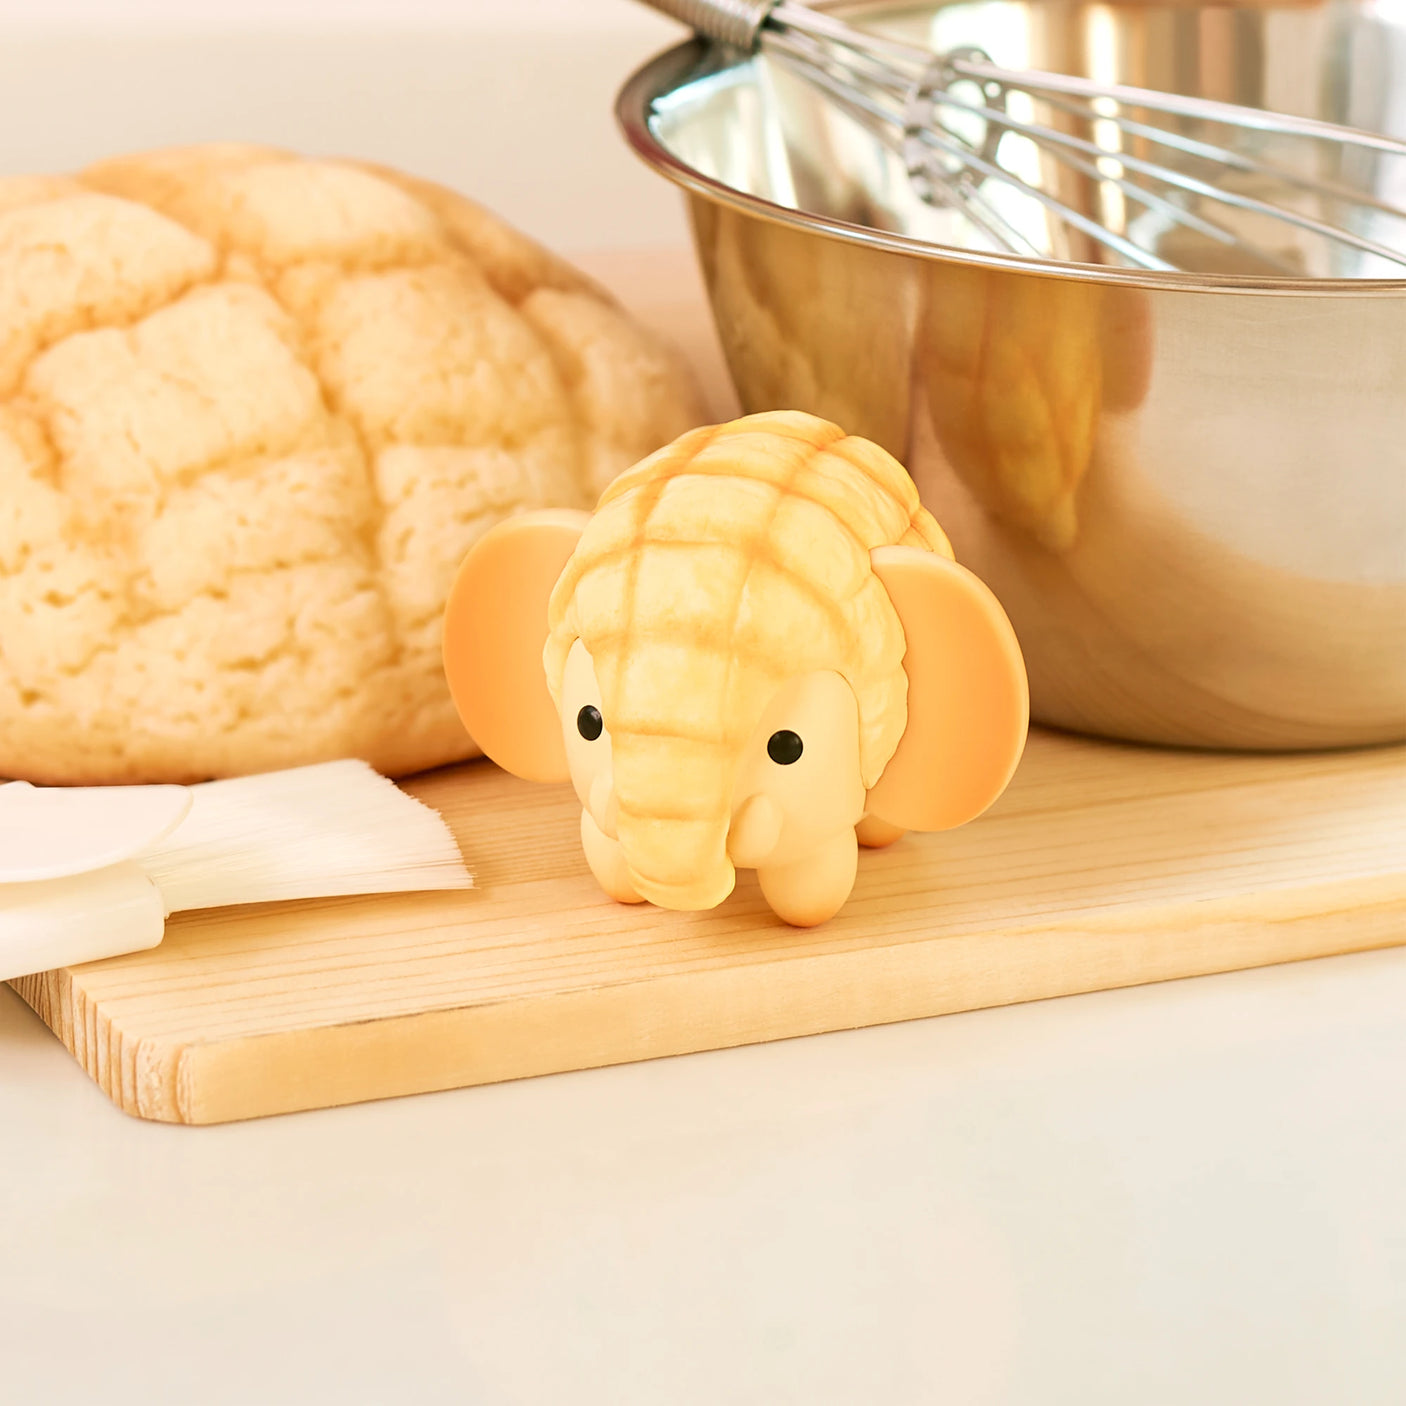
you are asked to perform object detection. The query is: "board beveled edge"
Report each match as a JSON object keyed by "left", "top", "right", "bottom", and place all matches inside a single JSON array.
[{"left": 12, "top": 874, "right": 1405, "bottom": 1125}]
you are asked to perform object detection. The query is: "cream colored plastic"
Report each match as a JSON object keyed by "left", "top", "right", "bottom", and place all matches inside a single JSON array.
[
  {"left": 0, "top": 862, "right": 166, "bottom": 982},
  {"left": 0, "top": 780, "right": 190, "bottom": 980},
  {"left": 440, "top": 465, "right": 1030, "bottom": 928}
]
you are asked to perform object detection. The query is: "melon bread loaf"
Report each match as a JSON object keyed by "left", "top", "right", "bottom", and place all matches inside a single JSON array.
[{"left": 0, "top": 144, "right": 704, "bottom": 783}]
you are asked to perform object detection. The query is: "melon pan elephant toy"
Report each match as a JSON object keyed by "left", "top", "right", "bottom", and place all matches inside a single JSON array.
[{"left": 442, "top": 410, "right": 1030, "bottom": 926}]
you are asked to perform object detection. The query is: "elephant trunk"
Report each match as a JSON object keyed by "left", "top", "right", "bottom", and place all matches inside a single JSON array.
[{"left": 609, "top": 734, "right": 737, "bottom": 912}]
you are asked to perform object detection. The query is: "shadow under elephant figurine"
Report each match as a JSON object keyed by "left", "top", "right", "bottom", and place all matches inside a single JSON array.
[{"left": 442, "top": 411, "right": 1029, "bottom": 926}]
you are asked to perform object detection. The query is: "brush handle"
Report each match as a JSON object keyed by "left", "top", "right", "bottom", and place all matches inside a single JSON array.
[
  {"left": 0, "top": 862, "right": 165, "bottom": 981},
  {"left": 635, "top": 0, "right": 777, "bottom": 50}
]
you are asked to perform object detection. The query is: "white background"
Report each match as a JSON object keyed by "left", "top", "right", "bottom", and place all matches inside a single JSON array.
[{"left": 0, "top": 0, "right": 691, "bottom": 251}]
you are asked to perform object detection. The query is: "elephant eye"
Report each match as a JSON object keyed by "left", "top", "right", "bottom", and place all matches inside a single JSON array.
[
  {"left": 577, "top": 705, "right": 603, "bottom": 742},
  {"left": 767, "top": 730, "right": 803, "bottom": 765}
]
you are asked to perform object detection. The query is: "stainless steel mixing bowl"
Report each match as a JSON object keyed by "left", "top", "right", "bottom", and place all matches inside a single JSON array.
[{"left": 618, "top": 0, "right": 1406, "bottom": 749}]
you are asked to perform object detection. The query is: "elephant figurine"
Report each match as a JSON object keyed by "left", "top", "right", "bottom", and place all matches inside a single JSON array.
[{"left": 442, "top": 411, "right": 1029, "bottom": 926}]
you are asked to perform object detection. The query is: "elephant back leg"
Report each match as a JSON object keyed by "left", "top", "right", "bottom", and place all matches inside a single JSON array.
[{"left": 758, "top": 829, "right": 859, "bottom": 927}]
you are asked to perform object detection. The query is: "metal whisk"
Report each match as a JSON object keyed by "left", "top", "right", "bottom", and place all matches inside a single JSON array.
[{"left": 636, "top": 0, "right": 1406, "bottom": 276}]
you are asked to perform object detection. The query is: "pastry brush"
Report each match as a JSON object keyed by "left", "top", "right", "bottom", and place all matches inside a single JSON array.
[{"left": 0, "top": 759, "right": 472, "bottom": 982}]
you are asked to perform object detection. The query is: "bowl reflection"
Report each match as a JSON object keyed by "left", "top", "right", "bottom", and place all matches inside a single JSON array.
[{"left": 620, "top": 0, "right": 1406, "bottom": 748}]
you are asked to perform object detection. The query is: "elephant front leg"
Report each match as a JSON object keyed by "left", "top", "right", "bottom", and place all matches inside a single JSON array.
[
  {"left": 580, "top": 809, "right": 645, "bottom": 904},
  {"left": 757, "top": 828, "right": 858, "bottom": 927}
]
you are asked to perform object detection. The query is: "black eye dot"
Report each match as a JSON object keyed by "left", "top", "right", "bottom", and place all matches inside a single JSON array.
[
  {"left": 767, "top": 730, "right": 804, "bottom": 765},
  {"left": 576, "top": 705, "right": 603, "bottom": 742}
]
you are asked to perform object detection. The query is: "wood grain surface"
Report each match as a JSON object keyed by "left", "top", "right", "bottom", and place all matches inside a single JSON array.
[{"left": 11, "top": 729, "right": 1405, "bottom": 1123}]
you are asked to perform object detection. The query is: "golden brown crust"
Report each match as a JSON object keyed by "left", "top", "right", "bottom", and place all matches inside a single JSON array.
[{"left": 0, "top": 145, "right": 705, "bottom": 783}]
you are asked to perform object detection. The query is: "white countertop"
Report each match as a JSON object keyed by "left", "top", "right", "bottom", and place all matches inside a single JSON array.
[{"left": 4, "top": 949, "right": 1406, "bottom": 1405}]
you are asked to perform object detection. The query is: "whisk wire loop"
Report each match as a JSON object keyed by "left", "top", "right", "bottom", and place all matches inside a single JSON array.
[
  {"left": 915, "top": 76, "right": 1406, "bottom": 267},
  {"left": 639, "top": 0, "right": 1406, "bottom": 274}
]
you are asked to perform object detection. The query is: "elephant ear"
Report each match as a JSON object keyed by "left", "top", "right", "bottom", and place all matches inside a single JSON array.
[
  {"left": 442, "top": 509, "right": 589, "bottom": 783},
  {"left": 865, "top": 545, "right": 1029, "bottom": 832}
]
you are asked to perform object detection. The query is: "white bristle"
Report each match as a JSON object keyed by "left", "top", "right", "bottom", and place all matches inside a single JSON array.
[{"left": 137, "top": 760, "right": 472, "bottom": 914}]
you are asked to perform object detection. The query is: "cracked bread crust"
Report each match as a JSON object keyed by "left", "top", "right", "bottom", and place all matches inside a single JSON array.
[{"left": 0, "top": 144, "right": 704, "bottom": 783}]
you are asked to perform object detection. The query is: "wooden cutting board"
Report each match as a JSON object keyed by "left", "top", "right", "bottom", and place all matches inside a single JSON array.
[{"left": 11, "top": 729, "right": 1405, "bottom": 1123}]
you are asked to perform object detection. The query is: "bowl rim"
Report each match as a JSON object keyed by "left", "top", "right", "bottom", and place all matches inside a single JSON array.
[{"left": 615, "top": 35, "right": 1406, "bottom": 298}]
